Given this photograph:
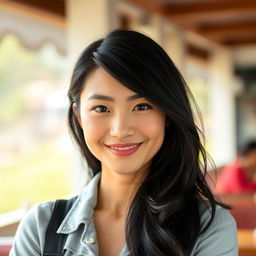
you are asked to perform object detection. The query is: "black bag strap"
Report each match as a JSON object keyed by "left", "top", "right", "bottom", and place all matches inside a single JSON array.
[{"left": 43, "top": 196, "right": 77, "bottom": 256}]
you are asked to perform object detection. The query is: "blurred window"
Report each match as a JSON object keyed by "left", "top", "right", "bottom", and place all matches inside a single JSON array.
[
  {"left": 0, "top": 34, "right": 72, "bottom": 213},
  {"left": 186, "top": 62, "right": 212, "bottom": 151}
]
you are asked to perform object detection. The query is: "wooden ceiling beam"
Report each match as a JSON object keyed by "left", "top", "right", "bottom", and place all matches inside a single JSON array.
[
  {"left": 124, "top": 0, "right": 256, "bottom": 19},
  {"left": 197, "top": 21, "right": 256, "bottom": 39},
  {"left": 166, "top": 9, "right": 256, "bottom": 25},
  {"left": 206, "top": 34, "right": 256, "bottom": 45},
  {"left": 162, "top": 0, "right": 256, "bottom": 15},
  {"left": 6, "top": 0, "right": 65, "bottom": 17},
  {"left": 221, "top": 36, "right": 256, "bottom": 46},
  {"left": 125, "top": 0, "right": 256, "bottom": 13},
  {"left": 0, "top": 0, "right": 66, "bottom": 26},
  {"left": 124, "top": 0, "right": 256, "bottom": 30}
]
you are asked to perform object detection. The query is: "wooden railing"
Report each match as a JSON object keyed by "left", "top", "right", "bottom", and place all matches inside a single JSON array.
[
  {"left": 238, "top": 229, "right": 256, "bottom": 256},
  {"left": 0, "top": 209, "right": 27, "bottom": 256},
  {"left": 0, "top": 237, "right": 13, "bottom": 256},
  {"left": 215, "top": 193, "right": 256, "bottom": 255}
]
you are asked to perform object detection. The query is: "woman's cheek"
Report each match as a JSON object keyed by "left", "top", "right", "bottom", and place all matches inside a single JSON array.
[
  {"left": 82, "top": 116, "right": 107, "bottom": 140},
  {"left": 138, "top": 114, "right": 165, "bottom": 135}
]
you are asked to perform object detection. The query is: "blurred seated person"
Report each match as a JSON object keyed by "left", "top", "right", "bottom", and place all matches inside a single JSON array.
[{"left": 215, "top": 140, "right": 256, "bottom": 194}]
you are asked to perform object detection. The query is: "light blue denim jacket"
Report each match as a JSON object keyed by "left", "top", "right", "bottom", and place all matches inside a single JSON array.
[{"left": 10, "top": 173, "right": 238, "bottom": 256}]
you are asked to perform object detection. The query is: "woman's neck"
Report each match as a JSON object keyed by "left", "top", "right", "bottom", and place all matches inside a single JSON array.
[{"left": 95, "top": 170, "right": 145, "bottom": 217}]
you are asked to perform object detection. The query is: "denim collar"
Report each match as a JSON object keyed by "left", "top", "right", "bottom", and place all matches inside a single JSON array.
[
  {"left": 57, "top": 173, "right": 101, "bottom": 234},
  {"left": 56, "top": 173, "right": 129, "bottom": 255}
]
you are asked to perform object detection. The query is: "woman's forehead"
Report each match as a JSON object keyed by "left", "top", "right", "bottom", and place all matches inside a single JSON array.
[{"left": 81, "top": 67, "right": 140, "bottom": 99}]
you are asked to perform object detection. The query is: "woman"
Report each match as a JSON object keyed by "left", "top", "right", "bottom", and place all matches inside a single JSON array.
[{"left": 10, "top": 30, "right": 237, "bottom": 256}]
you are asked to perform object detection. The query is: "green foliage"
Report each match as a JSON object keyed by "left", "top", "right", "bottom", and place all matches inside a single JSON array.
[
  {"left": 0, "top": 143, "right": 72, "bottom": 213},
  {"left": 0, "top": 91, "right": 29, "bottom": 125},
  {"left": 0, "top": 35, "right": 38, "bottom": 91},
  {"left": 0, "top": 34, "right": 72, "bottom": 214},
  {"left": 0, "top": 35, "right": 67, "bottom": 124}
]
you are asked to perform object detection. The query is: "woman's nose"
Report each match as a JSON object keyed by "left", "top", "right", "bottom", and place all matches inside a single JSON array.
[{"left": 109, "top": 114, "right": 133, "bottom": 138}]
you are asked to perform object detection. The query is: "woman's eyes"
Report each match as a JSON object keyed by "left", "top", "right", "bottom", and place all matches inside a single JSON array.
[
  {"left": 91, "top": 103, "right": 152, "bottom": 113},
  {"left": 133, "top": 103, "right": 152, "bottom": 111},
  {"left": 92, "top": 105, "right": 109, "bottom": 113}
]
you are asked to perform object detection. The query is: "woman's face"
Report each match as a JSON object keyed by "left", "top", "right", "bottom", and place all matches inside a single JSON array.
[{"left": 75, "top": 67, "right": 166, "bottom": 176}]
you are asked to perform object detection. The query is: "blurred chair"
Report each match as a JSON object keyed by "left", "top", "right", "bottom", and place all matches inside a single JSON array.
[
  {"left": 0, "top": 244, "right": 12, "bottom": 256},
  {"left": 217, "top": 193, "right": 255, "bottom": 206},
  {"left": 230, "top": 204, "right": 256, "bottom": 229}
]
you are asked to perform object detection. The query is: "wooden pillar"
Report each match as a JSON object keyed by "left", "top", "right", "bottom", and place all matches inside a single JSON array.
[{"left": 208, "top": 47, "right": 236, "bottom": 166}]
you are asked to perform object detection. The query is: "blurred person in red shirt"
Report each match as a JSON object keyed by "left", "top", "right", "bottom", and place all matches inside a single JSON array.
[{"left": 215, "top": 140, "right": 256, "bottom": 194}]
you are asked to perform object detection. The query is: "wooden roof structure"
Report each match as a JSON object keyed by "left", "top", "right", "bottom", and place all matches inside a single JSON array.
[
  {"left": 123, "top": 0, "right": 256, "bottom": 46},
  {"left": 1, "top": 0, "right": 256, "bottom": 46}
]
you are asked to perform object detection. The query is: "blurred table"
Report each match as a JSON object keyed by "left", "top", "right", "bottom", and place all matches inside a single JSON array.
[
  {"left": 217, "top": 193, "right": 256, "bottom": 205},
  {"left": 238, "top": 229, "right": 256, "bottom": 255}
]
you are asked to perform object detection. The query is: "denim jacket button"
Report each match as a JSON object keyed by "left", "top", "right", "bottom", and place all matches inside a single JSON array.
[{"left": 85, "top": 237, "right": 95, "bottom": 244}]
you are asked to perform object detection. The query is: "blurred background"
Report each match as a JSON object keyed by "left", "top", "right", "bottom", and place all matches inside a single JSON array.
[{"left": 0, "top": 0, "right": 256, "bottom": 255}]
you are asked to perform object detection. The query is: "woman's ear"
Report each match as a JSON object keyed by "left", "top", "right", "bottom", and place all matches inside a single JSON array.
[{"left": 72, "top": 103, "right": 82, "bottom": 128}]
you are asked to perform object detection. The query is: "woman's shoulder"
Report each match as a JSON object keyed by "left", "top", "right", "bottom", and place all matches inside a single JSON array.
[
  {"left": 191, "top": 200, "right": 238, "bottom": 256},
  {"left": 21, "top": 200, "right": 55, "bottom": 230},
  {"left": 199, "top": 200, "right": 236, "bottom": 229},
  {"left": 10, "top": 201, "right": 55, "bottom": 256},
  {"left": 31, "top": 200, "right": 55, "bottom": 217},
  {"left": 18, "top": 200, "right": 55, "bottom": 228}
]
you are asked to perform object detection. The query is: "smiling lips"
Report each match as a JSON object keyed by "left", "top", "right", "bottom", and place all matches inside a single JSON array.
[{"left": 106, "top": 143, "right": 142, "bottom": 156}]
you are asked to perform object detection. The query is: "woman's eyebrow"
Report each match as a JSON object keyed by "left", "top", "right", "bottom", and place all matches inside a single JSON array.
[{"left": 88, "top": 93, "right": 143, "bottom": 101}]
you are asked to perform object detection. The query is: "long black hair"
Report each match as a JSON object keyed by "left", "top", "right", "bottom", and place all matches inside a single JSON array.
[{"left": 67, "top": 29, "right": 224, "bottom": 256}]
